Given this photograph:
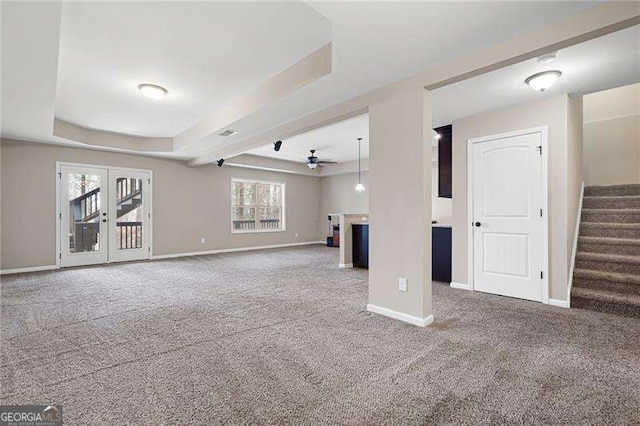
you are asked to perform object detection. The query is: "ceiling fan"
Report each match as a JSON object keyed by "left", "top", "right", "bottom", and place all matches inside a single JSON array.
[{"left": 305, "top": 149, "right": 336, "bottom": 169}]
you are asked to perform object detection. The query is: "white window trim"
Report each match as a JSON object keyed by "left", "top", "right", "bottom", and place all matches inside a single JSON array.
[{"left": 230, "top": 178, "right": 286, "bottom": 234}]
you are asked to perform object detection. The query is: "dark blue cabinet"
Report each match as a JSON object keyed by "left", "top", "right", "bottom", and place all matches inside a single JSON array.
[
  {"left": 352, "top": 223, "right": 369, "bottom": 269},
  {"left": 432, "top": 225, "right": 452, "bottom": 282}
]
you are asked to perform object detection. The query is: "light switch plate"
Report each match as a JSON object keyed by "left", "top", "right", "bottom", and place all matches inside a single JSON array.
[{"left": 399, "top": 278, "right": 408, "bottom": 292}]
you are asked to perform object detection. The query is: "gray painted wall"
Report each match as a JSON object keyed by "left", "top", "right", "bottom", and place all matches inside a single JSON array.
[
  {"left": 320, "top": 171, "right": 369, "bottom": 216},
  {"left": 583, "top": 83, "right": 640, "bottom": 186},
  {"left": 452, "top": 94, "right": 582, "bottom": 302},
  {"left": 1, "top": 139, "right": 322, "bottom": 270}
]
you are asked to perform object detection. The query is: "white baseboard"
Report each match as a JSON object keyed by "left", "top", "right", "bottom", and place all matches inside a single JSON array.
[
  {"left": 0, "top": 264, "right": 58, "bottom": 275},
  {"left": 567, "top": 181, "right": 584, "bottom": 309},
  {"left": 339, "top": 263, "right": 353, "bottom": 268},
  {"left": 151, "top": 241, "right": 325, "bottom": 260},
  {"left": 450, "top": 281, "right": 471, "bottom": 291},
  {"left": 548, "top": 298, "right": 569, "bottom": 308},
  {"left": 366, "top": 303, "right": 434, "bottom": 327},
  {"left": 2, "top": 242, "right": 325, "bottom": 274}
]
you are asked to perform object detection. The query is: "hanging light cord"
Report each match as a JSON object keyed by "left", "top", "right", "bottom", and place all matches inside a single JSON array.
[{"left": 358, "top": 137, "right": 362, "bottom": 184}]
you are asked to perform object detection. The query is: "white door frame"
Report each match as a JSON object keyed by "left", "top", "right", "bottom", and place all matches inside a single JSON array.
[
  {"left": 56, "top": 161, "right": 153, "bottom": 268},
  {"left": 466, "top": 126, "right": 549, "bottom": 304}
]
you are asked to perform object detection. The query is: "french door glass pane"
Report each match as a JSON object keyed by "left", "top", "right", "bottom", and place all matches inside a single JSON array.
[
  {"left": 115, "top": 177, "right": 144, "bottom": 250},
  {"left": 67, "top": 172, "right": 101, "bottom": 253}
]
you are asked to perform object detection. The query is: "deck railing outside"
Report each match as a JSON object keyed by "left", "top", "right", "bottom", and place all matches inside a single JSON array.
[{"left": 233, "top": 219, "right": 280, "bottom": 231}]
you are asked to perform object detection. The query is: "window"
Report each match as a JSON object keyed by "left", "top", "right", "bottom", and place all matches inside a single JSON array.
[{"left": 231, "top": 179, "right": 285, "bottom": 232}]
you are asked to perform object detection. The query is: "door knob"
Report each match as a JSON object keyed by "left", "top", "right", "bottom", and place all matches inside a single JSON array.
[
  {"left": 102, "top": 212, "right": 107, "bottom": 216},
  {"left": 474, "top": 222, "right": 482, "bottom": 227},
  {"left": 102, "top": 219, "right": 107, "bottom": 223}
]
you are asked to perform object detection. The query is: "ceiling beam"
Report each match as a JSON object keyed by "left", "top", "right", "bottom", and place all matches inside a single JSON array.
[
  {"left": 175, "top": 43, "right": 332, "bottom": 152},
  {"left": 224, "top": 153, "right": 317, "bottom": 176},
  {"left": 53, "top": 119, "right": 173, "bottom": 152},
  {"left": 190, "top": 1, "right": 640, "bottom": 167}
]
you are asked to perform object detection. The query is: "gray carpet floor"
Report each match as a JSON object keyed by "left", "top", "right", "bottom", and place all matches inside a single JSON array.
[{"left": 1, "top": 245, "right": 639, "bottom": 424}]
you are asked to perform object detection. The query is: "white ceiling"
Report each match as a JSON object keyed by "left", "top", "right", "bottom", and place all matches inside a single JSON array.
[
  {"left": 1, "top": 2, "right": 61, "bottom": 144},
  {"left": 207, "top": 2, "right": 598, "bottom": 154},
  {"left": 246, "top": 113, "right": 369, "bottom": 163},
  {"left": 432, "top": 24, "right": 640, "bottom": 127},
  {"left": 3, "top": 1, "right": 624, "bottom": 162},
  {"left": 55, "top": 2, "right": 331, "bottom": 137},
  {"left": 246, "top": 24, "right": 639, "bottom": 164}
]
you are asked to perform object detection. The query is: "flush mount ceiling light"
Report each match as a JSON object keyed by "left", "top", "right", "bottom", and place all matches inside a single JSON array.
[
  {"left": 525, "top": 70, "right": 561, "bottom": 92},
  {"left": 138, "top": 83, "right": 168, "bottom": 100}
]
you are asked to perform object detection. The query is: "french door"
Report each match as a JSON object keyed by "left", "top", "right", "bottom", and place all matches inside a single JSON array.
[
  {"left": 469, "top": 128, "right": 546, "bottom": 302},
  {"left": 59, "top": 164, "right": 151, "bottom": 267}
]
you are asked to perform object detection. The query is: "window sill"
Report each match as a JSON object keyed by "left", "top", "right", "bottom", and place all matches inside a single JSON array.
[{"left": 231, "top": 228, "right": 287, "bottom": 235}]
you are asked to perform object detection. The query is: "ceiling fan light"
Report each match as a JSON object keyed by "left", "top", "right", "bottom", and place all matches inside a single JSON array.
[
  {"left": 355, "top": 183, "right": 365, "bottom": 192},
  {"left": 138, "top": 83, "right": 168, "bottom": 100},
  {"left": 308, "top": 163, "right": 318, "bottom": 169},
  {"left": 525, "top": 71, "right": 561, "bottom": 92}
]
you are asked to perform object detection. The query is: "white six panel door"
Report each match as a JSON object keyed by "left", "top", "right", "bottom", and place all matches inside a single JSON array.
[{"left": 472, "top": 132, "right": 543, "bottom": 301}]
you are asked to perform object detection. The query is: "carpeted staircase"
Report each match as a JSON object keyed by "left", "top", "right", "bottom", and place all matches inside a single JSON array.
[{"left": 572, "top": 184, "right": 640, "bottom": 318}]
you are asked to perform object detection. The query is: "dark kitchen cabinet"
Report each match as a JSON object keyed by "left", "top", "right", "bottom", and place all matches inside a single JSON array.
[
  {"left": 435, "top": 124, "right": 452, "bottom": 199},
  {"left": 352, "top": 223, "right": 369, "bottom": 269},
  {"left": 432, "top": 225, "right": 452, "bottom": 283}
]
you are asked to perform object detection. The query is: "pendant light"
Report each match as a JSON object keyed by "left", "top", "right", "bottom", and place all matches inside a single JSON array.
[{"left": 355, "top": 137, "right": 365, "bottom": 192}]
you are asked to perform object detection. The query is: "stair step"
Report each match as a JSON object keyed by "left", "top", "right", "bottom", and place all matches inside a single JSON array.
[
  {"left": 578, "top": 236, "right": 640, "bottom": 256},
  {"left": 581, "top": 208, "right": 640, "bottom": 224},
  {"left": 583, "top": 195, "right": 640, "bottom": 209},
  {"left": 579, "top": 222, "right": 640, "bottom": 239},
  {"left": 585, "top": 184, "right": 640, "bottom": 197},
  {"left": 571, "top": 286, "right": 640, "bottom": 318},
  {"left": 575, "top": 252, "right": 640, "bottom": 275},
  {"left": 573, "top": 268, "right": 640, "bottom": 295}
]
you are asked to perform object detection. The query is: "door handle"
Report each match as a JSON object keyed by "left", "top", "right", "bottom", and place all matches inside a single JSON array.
[{"left": 474, "top": 221, "right": 482, "bottom": 227}]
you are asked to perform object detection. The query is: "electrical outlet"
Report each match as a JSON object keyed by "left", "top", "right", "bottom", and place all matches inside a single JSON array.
[
  {"left": 295, "top": 232, "right": 299, "bottom": 238},
  {"left": 200, "top": 238, "right": 206, "bottom": 244},
  {"left": 399, "top": 278, "right": 408, "bottom": 292}
]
